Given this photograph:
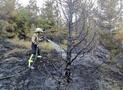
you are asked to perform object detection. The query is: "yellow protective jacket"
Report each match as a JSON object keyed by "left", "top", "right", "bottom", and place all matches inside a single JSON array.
[{"left": 31, "top": 33, "right": 43, "bottom": 45}]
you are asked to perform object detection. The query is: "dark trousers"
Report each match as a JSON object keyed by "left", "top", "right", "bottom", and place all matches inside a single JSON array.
[{"left": 31, "top": 43, "right": 40, "bottom": 55}]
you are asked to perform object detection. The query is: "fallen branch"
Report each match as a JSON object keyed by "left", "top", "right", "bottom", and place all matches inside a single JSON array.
[
  {"left": 0, "top": 75, "right": 15, "bottom": 80},
  {"left": 0, "top": 68, "right": 29, "bottom": 81}
]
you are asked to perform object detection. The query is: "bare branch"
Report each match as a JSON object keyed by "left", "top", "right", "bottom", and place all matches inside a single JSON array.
[
  {"left": 58, "top": 0, "right": 69, "bottom": 21},
  {"left": 71, "top": 32, "right": 96, "bottom": 62},
  {"left": 70, "top": 29, "right": 89, "bottom": 52}
]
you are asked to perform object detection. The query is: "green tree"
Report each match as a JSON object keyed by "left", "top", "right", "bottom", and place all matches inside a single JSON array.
[
  {"left": 39, "top": 0, "right": 56, "bottom": 29},
  {"left": 0, "top": 0, "right": 16, "bottom": 38},
  {"left": 15, "top": 7, "right": 31, "bottom": 39}
]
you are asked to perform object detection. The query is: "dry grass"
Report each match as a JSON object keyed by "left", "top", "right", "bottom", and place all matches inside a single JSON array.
[
  {"left": 60, "top": 44, "right": 67, "bottom": 50},
  {"left": 114, "top": 30, "right": 123, "bottom": 44},
  {"left": 115, "top": 30, "right": 123, "bottom": 40},
  {"left": 39, "top": 41, "right": 54, "bottom": 52},
  {"left": 8, "top": 37, "right": 67, "bottom": 53},
  {"left": 8, "top": 38, "right": 54, "bottom": 51},
  {"left": 8, "top": 38, "right": 31, "bottom": 49},
  {"left": 4, "top": 48, "right": 27, "bottom": 57}
]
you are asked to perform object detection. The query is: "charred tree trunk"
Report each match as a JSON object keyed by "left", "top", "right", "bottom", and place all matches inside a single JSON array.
[{"left": 65, "top": 0, "right": 73, "bottom": 83}]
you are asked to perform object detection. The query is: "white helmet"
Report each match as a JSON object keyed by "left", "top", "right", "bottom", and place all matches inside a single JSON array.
[{"left": 35, "top": 28, "right": 43, "bottom": 33}]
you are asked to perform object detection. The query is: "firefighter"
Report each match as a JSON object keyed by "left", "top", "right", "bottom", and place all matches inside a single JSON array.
[{"left": 28, "top": 28, "right": 44, "bottom": 69}]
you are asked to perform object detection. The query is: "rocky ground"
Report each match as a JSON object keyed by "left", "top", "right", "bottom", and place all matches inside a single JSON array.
[{"left": 0, "top": 39, "right": 123, "bottom": 90}]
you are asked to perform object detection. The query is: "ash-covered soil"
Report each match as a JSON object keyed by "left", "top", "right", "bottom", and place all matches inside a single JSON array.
[{"left": 0, "top": 39, "right": 123, "bottom": 90}]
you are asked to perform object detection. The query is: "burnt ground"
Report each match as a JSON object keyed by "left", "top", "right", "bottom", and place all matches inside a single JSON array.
[{"left": 0, "top": 39, "right": 123, "bottom": 90}]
